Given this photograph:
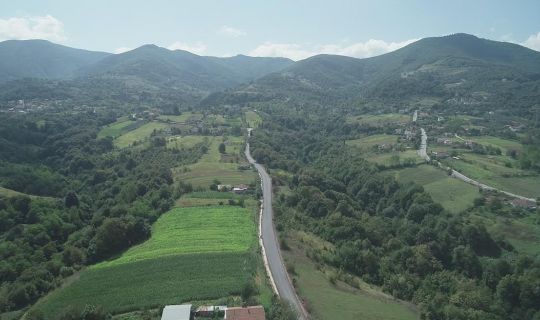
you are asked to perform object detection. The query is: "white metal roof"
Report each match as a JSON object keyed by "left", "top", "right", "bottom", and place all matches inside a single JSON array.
[{"left": 161, "top": 304, "right": 192, "bottom": 320}]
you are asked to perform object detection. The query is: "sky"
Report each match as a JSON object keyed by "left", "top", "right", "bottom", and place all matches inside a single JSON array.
[{"left": 1, "top": 0, "right": 540, "bottom": 60}]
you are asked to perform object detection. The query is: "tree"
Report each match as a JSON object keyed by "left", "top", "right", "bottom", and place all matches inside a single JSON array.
[
  {"left": 218, "top": 142, "right": 226, "bottom": 154},
  {"left": 65, "top": 191, "right": 79, "bottom": 208}
]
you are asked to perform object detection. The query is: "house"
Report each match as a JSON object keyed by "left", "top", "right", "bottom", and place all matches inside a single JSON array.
[
  {"left": 225, "top": 306, "right": 266, "bottom": 320},
  {"left": 195, "top": 305, "right": 227, "bottom": 317},
  {"left": 377, "top": 144, "right": 392, "bottom": 151},
  {"left": 431, "top": 151, "right": 449, "bottom": 159},
  {"left": 217, "top": 184, "right": 231, "bottom": 191},
  {"left": 436, "top": 138, "right": 452, "bottom": 145},
  {"left": 510, "top": 198, "right": 537, "bottom": 210},
  {"left": 404, "top": 130, "right": 414, "bottom": 140},
  {"left": 161, "top": 304, "right": 191, "bottom": 320},
  {"left": 233, "top": 184, "right": 250, "bottom": 194}
]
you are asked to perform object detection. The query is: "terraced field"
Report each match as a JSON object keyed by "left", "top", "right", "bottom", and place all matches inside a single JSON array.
[{"left": 34, "top": 206, "right": 256, "bottom": 316}]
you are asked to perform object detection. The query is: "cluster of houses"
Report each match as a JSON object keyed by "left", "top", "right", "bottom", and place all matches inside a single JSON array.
[{"left": 161, "top": 304, "right": 265, "bottom": 320}]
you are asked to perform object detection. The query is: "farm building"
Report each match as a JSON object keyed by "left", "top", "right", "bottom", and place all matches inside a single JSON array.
[
  {"left": 195, "top": 305, "right": 227, "bottom": 317},
  {"left": 510, "top": 198, "right": 537, "bottom": 210},
  {"left": 233, "top": 184, "right": 250, "bottom": 194},
  {"left": 225, "top": 306, "right": 265, "bottom": 320},
  {"left": 161, "top": 304, "right": 192, "bottom": 320}
]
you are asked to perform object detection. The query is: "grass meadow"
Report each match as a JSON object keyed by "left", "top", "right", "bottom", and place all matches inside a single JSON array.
[
  {"left": 245, "top": 111, "right": 262, "bottom": 128},
  {"left": 346, "top": 113, "right": 410, "bottom": 126},
  {"left": 166, "top": 135, "right": 208, "bottom": 149},
  {"left": 173, "top": 136, "right": 255, "bottom": 188},
  {"left": 114, "top": 122, "right": 169, "bottom": 148},
  {"left": 443, "top": 153, "right": 540, "bottom": 198},
  {"left": 283, "top": 231, "right": 419, "bottom": 320},
  {"left": 392, "top": 165, "right": 480, "bottom": 213},
  {"left": 346, "top": 134, "right": 398, "bottom": 148}
]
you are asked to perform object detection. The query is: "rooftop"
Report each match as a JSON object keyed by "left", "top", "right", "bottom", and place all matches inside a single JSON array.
[
  {"left": 161, "top": 304, "right": 192, "bottom": 320},
  {"left": 225, "top": 306, "right": 265, "bottom": 320}
]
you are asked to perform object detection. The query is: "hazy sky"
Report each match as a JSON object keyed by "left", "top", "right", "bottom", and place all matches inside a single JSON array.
[{"left": 1, "top": 0, "right": 540, "bottom": 60}]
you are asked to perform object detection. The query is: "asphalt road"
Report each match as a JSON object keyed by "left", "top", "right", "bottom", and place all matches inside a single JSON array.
[
  {"left": 418, "top": 128, "right": 431, "bottom": 162},
  {"left": 245, "top": 142, "right": 308, "bottom": 320}
]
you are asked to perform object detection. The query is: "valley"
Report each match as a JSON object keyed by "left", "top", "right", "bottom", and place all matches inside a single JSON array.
[{"left": 0, "top": 32, "right": 539, "bottom": 320}]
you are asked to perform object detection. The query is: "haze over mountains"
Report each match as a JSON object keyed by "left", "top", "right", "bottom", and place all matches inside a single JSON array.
[{"left": 1, "top": 33, "right": 540, "bottom": 115}]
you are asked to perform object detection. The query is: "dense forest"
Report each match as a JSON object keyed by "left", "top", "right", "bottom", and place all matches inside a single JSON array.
[
  {"left": 0, "top": 111, "right": 206, "bottom": 312},
  {"left": 249, "top": 110, "right": 540, "bottom": 320}
]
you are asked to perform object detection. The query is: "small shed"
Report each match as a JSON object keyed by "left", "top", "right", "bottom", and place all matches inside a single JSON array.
[{"left": 161, "top": 304, "right": 192, "bottom": 320}]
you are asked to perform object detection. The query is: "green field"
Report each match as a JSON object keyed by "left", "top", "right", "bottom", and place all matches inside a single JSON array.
[
  {"left": 472, "top": 213, "right": 540, "bottom": 257},
  {"left": 392, "top": 165, "right": 480, "bottom": 213},
  {"left": 36, "top": 252, "right": 252, "bottom": 316},
  {"left": 173, "top": 137, "right": 255, "bottom": 188},
  {"left": 346, "top": 113, "right": 410, "bottom": 126},
  {"left": 367, "top": 150, "right": 422, "bottom": 166},
  {"left": 114, "top": 122, "right": 169, "bottom": 148},
  {"left": 96, "top": 206, "right": 255, "bottom": 268},
  {"left": 166, "top": 135, "right": 208, "bottom": 149},
  {"left": 245, "top": 111, "right": 262, "bottom": 128},
  {"left": 443, "top": 154, "right": 540, "bottom": 198},
  {"left": 158, "top": 112, "right": 201, "bottom": 123},
  {"left": 468, "top": 136, "right": 524, "bottom": 153},
  {"left": 346, "top": 134, "right": 398, "bottom": 148},
  {"left": 35, "top": 206, "right": 257, "bottom": 316},
  {"left": 283, "top": 232, "right": 419, "bottom": 320},
  {"left": 98, "top": 119, "right": 138, "bottom": 139}
]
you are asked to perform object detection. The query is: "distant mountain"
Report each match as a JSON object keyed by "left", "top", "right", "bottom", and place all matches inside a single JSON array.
[
  {"left": 226, "top": 33, "right": 540, "bottom": 112},
  {"left": 0, "top": 40, "right": 110, "bottom": 82},
  {"left": 0, "top": 40, "right": 293, "bottom": 94},
  {"left": 80, "top": 45, "right": 293, "bottom": 92},
  {"left": 207, "top": 54, "right": 294, "bottom": 83}
]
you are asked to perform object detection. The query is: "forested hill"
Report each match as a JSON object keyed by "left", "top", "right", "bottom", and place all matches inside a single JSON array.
[
  {"left": 79, "top": 45, "right": 293, "bottom": 92},
  {"left": 0, "top": 40, "right": 110, "bottom": 82},
  {"left": 214, "top": 33, "right": 540, "bottom": 115}
]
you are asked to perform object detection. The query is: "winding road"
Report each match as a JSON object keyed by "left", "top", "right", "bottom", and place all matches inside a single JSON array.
[
  {"left": 245, "top": 140, "right": 308, "bottom": 320},
  {"left": 418, "top": 128, "right": 430, "bottom": 162},
  {"left": 418, "top": 126, "right": 536, "bottom": 203}
]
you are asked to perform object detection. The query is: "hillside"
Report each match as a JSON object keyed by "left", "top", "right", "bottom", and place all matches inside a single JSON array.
[
  {"left": 0, "top": 40, "right": 110, "bottom": 82},
  {"left": 223, "top": 34, "right": 540, "bottom": 114},
  {"left": 81, "top": 45, "right": 293, "bottom": 92}
]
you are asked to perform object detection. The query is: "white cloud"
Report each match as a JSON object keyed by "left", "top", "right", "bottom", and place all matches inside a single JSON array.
[
  {"left": 249, "top": 43, "right": 314, "bottom": 61},
  {"left": 249, "top": 38, "right": 418, "bottom": 60},
  {"left": 218, "top": 25, "right": 246, "bottom": 37},
  {"left": 522, "top": 32, "right": 540, "bottom": 51},
  {"left": 167, "top": 41, "right": 207, "bottom": 55},
  {"left": 114, "top": 46, "right": 133, "bottom": 54},
  {"left": 0, "top": 15, "right": 66, "bottom": 42}
]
